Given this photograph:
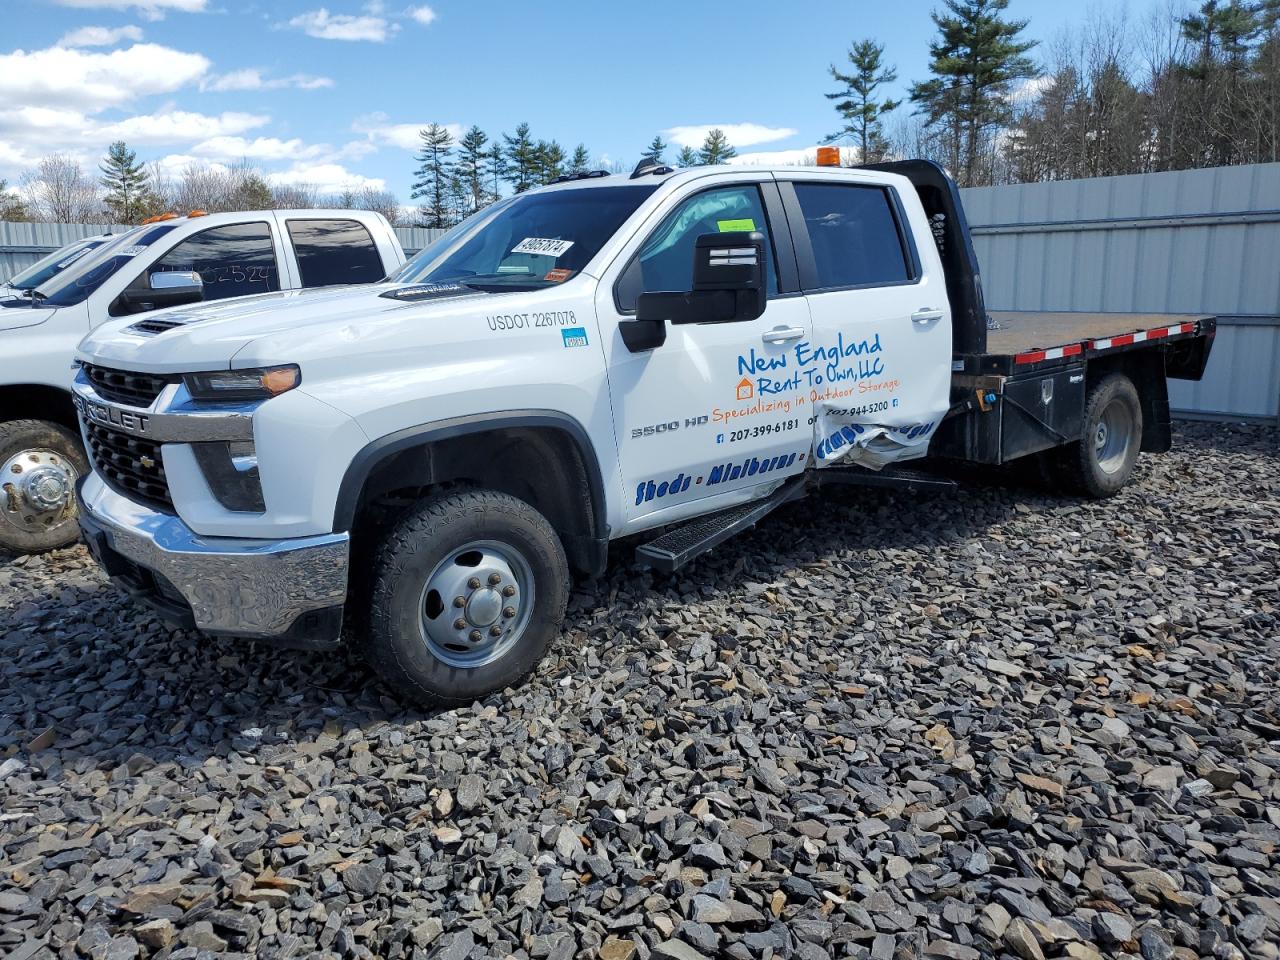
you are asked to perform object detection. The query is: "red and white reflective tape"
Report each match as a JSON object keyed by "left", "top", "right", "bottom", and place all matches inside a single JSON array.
[
  {"left": 1091, "top": 321, "right": 1197, "bottom": 352},
  {"left": 1013, "top": 342, "right": 1084, "bottom": 365},
  {"left": 1014, "top": 321, "right": 1199, "bottom": 365}
]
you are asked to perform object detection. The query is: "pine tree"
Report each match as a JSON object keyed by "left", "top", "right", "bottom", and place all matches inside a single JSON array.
[
  {"left": 502, "top": 123, "right": 539, "bottom": 193},
  {"left": 641, "top": 135, "right": 668, "bottom": 165},
  {"left": 827, "top": 40, "right": 901, "bottom": 163},
  {"left": 455, "top": 125, "right": 489, "bottom": 215},
  {"left": 909, "top": 0, "right": 1038, "bottom": 186},
  {"left": 698, "top": 129, "right": 736, "bottom": 164},
  {"left": 676, "top": 145, "right": 699, "bottom": 167},
  {"left": 568, "top": 144, "right": 591, "bottom": 174},
  {"left": 484, "top": 140, "right": 505, "bottom": 204},
  {"left": 535, "top": 140, "right": 566, "bottom": 184},
  {"left": 100, "top": 140, "right": 153, "bottom": 223},
  {"left": 410, "top": 123, "right": 455, "bottom": 228}
]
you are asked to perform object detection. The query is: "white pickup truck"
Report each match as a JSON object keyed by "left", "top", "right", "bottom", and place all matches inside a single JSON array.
[
  {"left": 1, "top": 233, "right": 116, "bottom": 302},
  {"left": 72, "top": 160, "right": 1216, "bottom": 705},
  {"left": 0, "top": 209, "right": 404, "bottom": 553}
]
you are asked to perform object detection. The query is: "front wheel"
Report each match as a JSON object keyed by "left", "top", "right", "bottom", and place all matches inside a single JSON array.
[
  {"left": 0, "top": 419, "right": 88, "bottom": 554},
  {"left": 365, "top": 489, "right": 570, "bottom": 706},
  {"left": 1061, "top": 373, "right": 1144, "bottom": 498}
]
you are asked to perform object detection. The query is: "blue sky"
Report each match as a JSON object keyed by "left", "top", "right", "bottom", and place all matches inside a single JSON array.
[{"left": 1, "top": 0, "right": 1184, "bottom": 201}]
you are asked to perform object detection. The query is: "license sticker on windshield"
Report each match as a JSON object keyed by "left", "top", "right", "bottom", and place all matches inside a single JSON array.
[{"left": 512, "top": 237, "right": 574, "bottom": 258}]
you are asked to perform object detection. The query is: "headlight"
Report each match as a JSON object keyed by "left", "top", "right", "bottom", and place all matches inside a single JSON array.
[{"left": 185, "top": 364, "right": 300, "bottom": 401}]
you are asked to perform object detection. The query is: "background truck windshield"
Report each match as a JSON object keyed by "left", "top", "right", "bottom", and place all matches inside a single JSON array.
[
  {"left": 5, "top": 237, "right": 111, "bottom": 291},
  {"left": 399, "top": 185, "right": 657, "bottom": 290},
  {"left": 33, "top": 224, "right": 178, "bottom": 308}
]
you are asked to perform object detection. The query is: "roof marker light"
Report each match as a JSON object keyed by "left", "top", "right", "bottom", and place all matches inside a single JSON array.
[{"left": 816, "top": 146, "right": 842, "bottom": 167}]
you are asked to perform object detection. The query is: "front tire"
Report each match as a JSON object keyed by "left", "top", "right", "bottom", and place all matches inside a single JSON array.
[
  {"left": 365, "top": 489, "right": 569, "bottom": 706},
  {"left": 0, "top": 419, "right": 88, "bottom": 555},
  {"left": 1061, "top": 373, "right": 1143, "bottom": 498}
]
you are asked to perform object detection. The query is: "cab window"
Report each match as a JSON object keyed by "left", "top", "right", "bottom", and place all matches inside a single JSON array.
[
  {"left": 793, "top": 183, "right": 914, "bottom": 289},
  {"left": 142, "top": 222, "right": 280, "bottom": 305},
  {"left": 286, "top": 218, "right": 385, "bottom": 288},
  {"left": 615, "top": 184, "right": 779, "bottom": 313}
]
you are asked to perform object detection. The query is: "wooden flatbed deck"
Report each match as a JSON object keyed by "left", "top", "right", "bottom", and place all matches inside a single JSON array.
[{"left": 986, "top": 312, "right": 1214, "bottom": 357}]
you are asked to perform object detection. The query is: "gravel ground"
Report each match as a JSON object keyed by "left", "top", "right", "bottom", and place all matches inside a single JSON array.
[{"left": 2, "top": 422, "right": 1277, "bottom": 960}]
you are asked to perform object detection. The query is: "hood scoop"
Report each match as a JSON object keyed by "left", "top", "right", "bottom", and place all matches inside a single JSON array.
[
  {"left": 129, "top": 315, "right": 194, "bottom": 336},
  {"left": 379, "top": 283, "right": 478, "bottom": 304}
]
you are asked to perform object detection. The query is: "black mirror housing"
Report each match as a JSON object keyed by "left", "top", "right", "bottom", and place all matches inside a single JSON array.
[{"left": 621, "top": 231, "right": 767, "bottom": 352}]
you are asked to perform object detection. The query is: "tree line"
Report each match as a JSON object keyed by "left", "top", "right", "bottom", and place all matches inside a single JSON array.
[{"left": 3, "top": 0, "right": 1278, "bottom": 226}]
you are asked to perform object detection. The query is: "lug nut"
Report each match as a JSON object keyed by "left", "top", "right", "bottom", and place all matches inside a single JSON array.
[
  {"left": 467, "top": 577, "right": 481, "bottom": 589},
  {"left": 453, "top": 596, "right": 466, "bottom": 608},
  {"left": 469, "top": 629, "right": 482, "bottom": 642},
  {"left": 453, "top": 618, "right": 466, "bottom": 630},
  {"left": 503, "top": 606, "right": 516, "bottom": 618},
  {"left": 10, "top": 465, "right": 20, "bottom": 474},
  {"left": 502, "top": 585, "right": 515, "bottom": 597},
  {"left": 489, "top": 625, "right": 502, "bottom": 637},
  {"left": 28, "top": 454, "right": 38, "bottom": 463},
  {"left": 488, "top": 573, "right": 502, "bottom": 585}
]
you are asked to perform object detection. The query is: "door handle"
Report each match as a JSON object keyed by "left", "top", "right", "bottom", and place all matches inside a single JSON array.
[
  {"left": 762, "top": 326, "right": 805, "bottom": 343},
  {"left": 912, "top": 308, "right": 944, "bottom": 324}
]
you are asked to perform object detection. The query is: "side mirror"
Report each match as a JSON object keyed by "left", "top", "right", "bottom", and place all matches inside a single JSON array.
[
  {"left": 620, "top": 231, "right": 767, "bottom": 353},
  {"left": 121, "top": 271, "right": 205, "bottom": 311}
]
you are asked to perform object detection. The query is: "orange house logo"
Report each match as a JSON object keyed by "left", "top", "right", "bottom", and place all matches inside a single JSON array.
[{"left": 736, "top": 377, "right": 754, "bottom": 401}]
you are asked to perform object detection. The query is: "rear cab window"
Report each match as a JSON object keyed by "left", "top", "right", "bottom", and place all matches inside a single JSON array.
[
  {"left": 792, "top": 182, "right": 916, "bottom": 290},
  {"left": 286, "top": 219, "right": 385, "bottom": 288}
]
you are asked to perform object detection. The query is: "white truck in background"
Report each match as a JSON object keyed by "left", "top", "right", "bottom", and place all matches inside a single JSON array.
[
  {"left": 1, "top": 233, "right": 117, "bottom": 302},
  {"left": 71, "top": 160, "right": 1216, "bottom": 705},
  {"left": 0, "top": 209, "right": 405, "bottom": 553}
]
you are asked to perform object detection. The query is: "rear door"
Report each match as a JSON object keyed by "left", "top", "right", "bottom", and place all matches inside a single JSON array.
[
  {"left": 778, "top": 174, "right": 951, "bottom": 469},
  {"left": 280, "top": 217, "right": 389, "bottom": 290}
]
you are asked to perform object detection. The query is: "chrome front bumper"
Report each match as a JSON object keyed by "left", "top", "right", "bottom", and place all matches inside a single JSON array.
[{"left": 77, "top": 475, "right": 350, "bottom": 648}]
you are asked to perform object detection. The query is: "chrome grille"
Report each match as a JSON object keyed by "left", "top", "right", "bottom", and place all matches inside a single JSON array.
[
  {"left": 80, "top": 363, "right": 178, "bottom": 408},
  {"left": 84, "top": 421, "right": 173, "bottom": 512}
]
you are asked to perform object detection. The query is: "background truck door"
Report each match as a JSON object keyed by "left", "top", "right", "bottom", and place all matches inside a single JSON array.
[
  {"left": 598, "top": 177, "right": 813, "bottom": 528},
  {"left": 780, "top": 177, "right": 952, "bottom": 469}
]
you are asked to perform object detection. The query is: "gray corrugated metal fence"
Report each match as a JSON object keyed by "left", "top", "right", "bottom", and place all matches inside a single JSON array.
[
  {"left": 4, "top": 165, "right": 1277, "bottom": 422},
  {"left": 961, "top": 163, "right": 1280, "bottom": 424}
]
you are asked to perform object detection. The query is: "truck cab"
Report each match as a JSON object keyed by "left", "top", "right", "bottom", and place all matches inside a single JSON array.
[
  {"left": 0, "top": 209, "right": 405, "bottom": 553},
  {"left": 70, "top": 162, "right": 1214, "bottom": 705}
]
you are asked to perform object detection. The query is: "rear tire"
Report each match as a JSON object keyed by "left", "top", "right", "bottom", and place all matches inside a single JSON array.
[
  {"left": 0, "top": 419, "right": 88, "bottom": 555},
  {"left": 364, "top": 489, "right": 569, "bottom": 706},
  {"left": 1061, "top": 373, "right": 1143, "bottom": 498}
]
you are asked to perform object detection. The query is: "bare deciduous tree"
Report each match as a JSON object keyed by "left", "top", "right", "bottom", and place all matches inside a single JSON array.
[{"left": 20, "top": 155, "right": 102, "bottom": 223}]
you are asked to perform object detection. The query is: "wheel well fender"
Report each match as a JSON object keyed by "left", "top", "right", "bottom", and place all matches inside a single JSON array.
[
  {"left": 1088, "top": 351, "right": 1170, "bottom": 454},
  {"left": 334, "top": 410, "right": 609, "bottom": 575},
  {"left": 0, "top": 384, "right": 80, "bottom": 434}
]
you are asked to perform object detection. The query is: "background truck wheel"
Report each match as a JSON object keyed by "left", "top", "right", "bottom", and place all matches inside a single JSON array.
[
  {"left": 365, "top": 489, "right": 570, "bottom": 706},
  {"left": 0, "top": 419, "right": 88, "bottom": 555},
  {"left": 1061, "top": 373, "right": 1144, "bottom": 498}
]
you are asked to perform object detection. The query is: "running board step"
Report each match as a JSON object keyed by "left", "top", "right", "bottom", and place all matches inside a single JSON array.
[
  {"left": 635, "top": 479, "right": 805, "bottom": 574},
  {"left": 817, "top": 466, "right": 957, "bottom": 493}
]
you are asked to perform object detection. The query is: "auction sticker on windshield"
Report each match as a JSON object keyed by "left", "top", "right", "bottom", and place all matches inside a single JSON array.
[{"left": 512, "top": 238, "right": 574, "bottom": 258}]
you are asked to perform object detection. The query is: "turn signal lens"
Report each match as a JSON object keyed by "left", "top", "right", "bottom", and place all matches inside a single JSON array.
[{"left": 185, "top": 364, "right": 301, "bottom": 401}]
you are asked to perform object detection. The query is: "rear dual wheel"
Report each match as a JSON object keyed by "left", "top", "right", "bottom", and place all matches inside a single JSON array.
[
  {"left": 1060, "top": 373, "right": 1143, "bottom": 498},
  {"left": 364, "top": 489, "right": 569, "bottom": 706}
]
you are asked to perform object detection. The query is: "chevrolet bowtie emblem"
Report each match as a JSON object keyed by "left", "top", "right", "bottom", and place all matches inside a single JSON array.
[{"left": 139, "top": 455, "right": 156, "bottom": 469}]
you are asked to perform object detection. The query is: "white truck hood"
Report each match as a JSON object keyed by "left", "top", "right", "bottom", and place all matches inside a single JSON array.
[{"left": 77, "top": 283, "right": 492, "bottom": 372}]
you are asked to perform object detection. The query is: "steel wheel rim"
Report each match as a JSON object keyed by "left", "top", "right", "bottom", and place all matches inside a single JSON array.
[
  {"left": 417, "top": 539, "right": 535, "bottom": 668},
  {"left": 1094, "top": 399, "right": 1134, "bottom": 475},
  {"left": 1, "top": 448, "right": 78, "bottom": 535}
]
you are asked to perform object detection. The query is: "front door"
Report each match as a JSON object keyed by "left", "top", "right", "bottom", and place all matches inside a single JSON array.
[
  {"left": 782, "top": 177, "right": 952, "bottom": 469},
  {"left": 597, "top": 178, "right": 813, "bottom": 529}
]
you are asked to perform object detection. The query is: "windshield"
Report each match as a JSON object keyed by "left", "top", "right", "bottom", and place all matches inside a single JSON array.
[
  {"left": 5, "top": 236, "right": 112, "bottom": 292},
  {"left": 33, "top": 224, "right": 179, "bottom": 308},
  {"left": 390, "top": 197, "right": 516, "bottom": 283},
  {"left": 398, "top": 185, "right": 658, "bottom": 291}
]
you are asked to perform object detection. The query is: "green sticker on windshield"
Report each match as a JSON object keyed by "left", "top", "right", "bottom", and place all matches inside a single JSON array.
[{"left": 717, "top": 218, "right": 756, "bottom": 232}]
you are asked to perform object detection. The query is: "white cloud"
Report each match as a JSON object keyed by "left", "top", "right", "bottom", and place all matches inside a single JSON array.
[
  {"left": 202, "top": 69, "right": 333, "bottom": 92},
  {"left": 353, "top": 112, "right": 463, "bottom": 151},
  {"left": 406, "top": 5, "right": 436, "bottom": 24},
  {"left": 285, "top": 8, "right": 397, "bottom": 42},
  {"left": 191, "top": 135, "right": 330, "bottom": 162},
  {"left": 57, "top": 25, "right": 145, "bottom": 47},
  {"left": 100, "top": 110, "right": 270, "bottom": 144},
  {"left": 0, "top": 43, "right": 210, "bottom": 112},
  {"left": 267, "top": 162, "right": 386, "bottom": 194},
  {"left": 1012, "top": 75, "right": 1053, "bottom": 104},
  {"left": 53, "top": 0, "right": 208, "bottom": 20},
  {"left": 727, "top": 145, "right": 859, "bottom": 167},
  {"left": 662, "top": 123, "right": 798, "bottom": 150}
]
